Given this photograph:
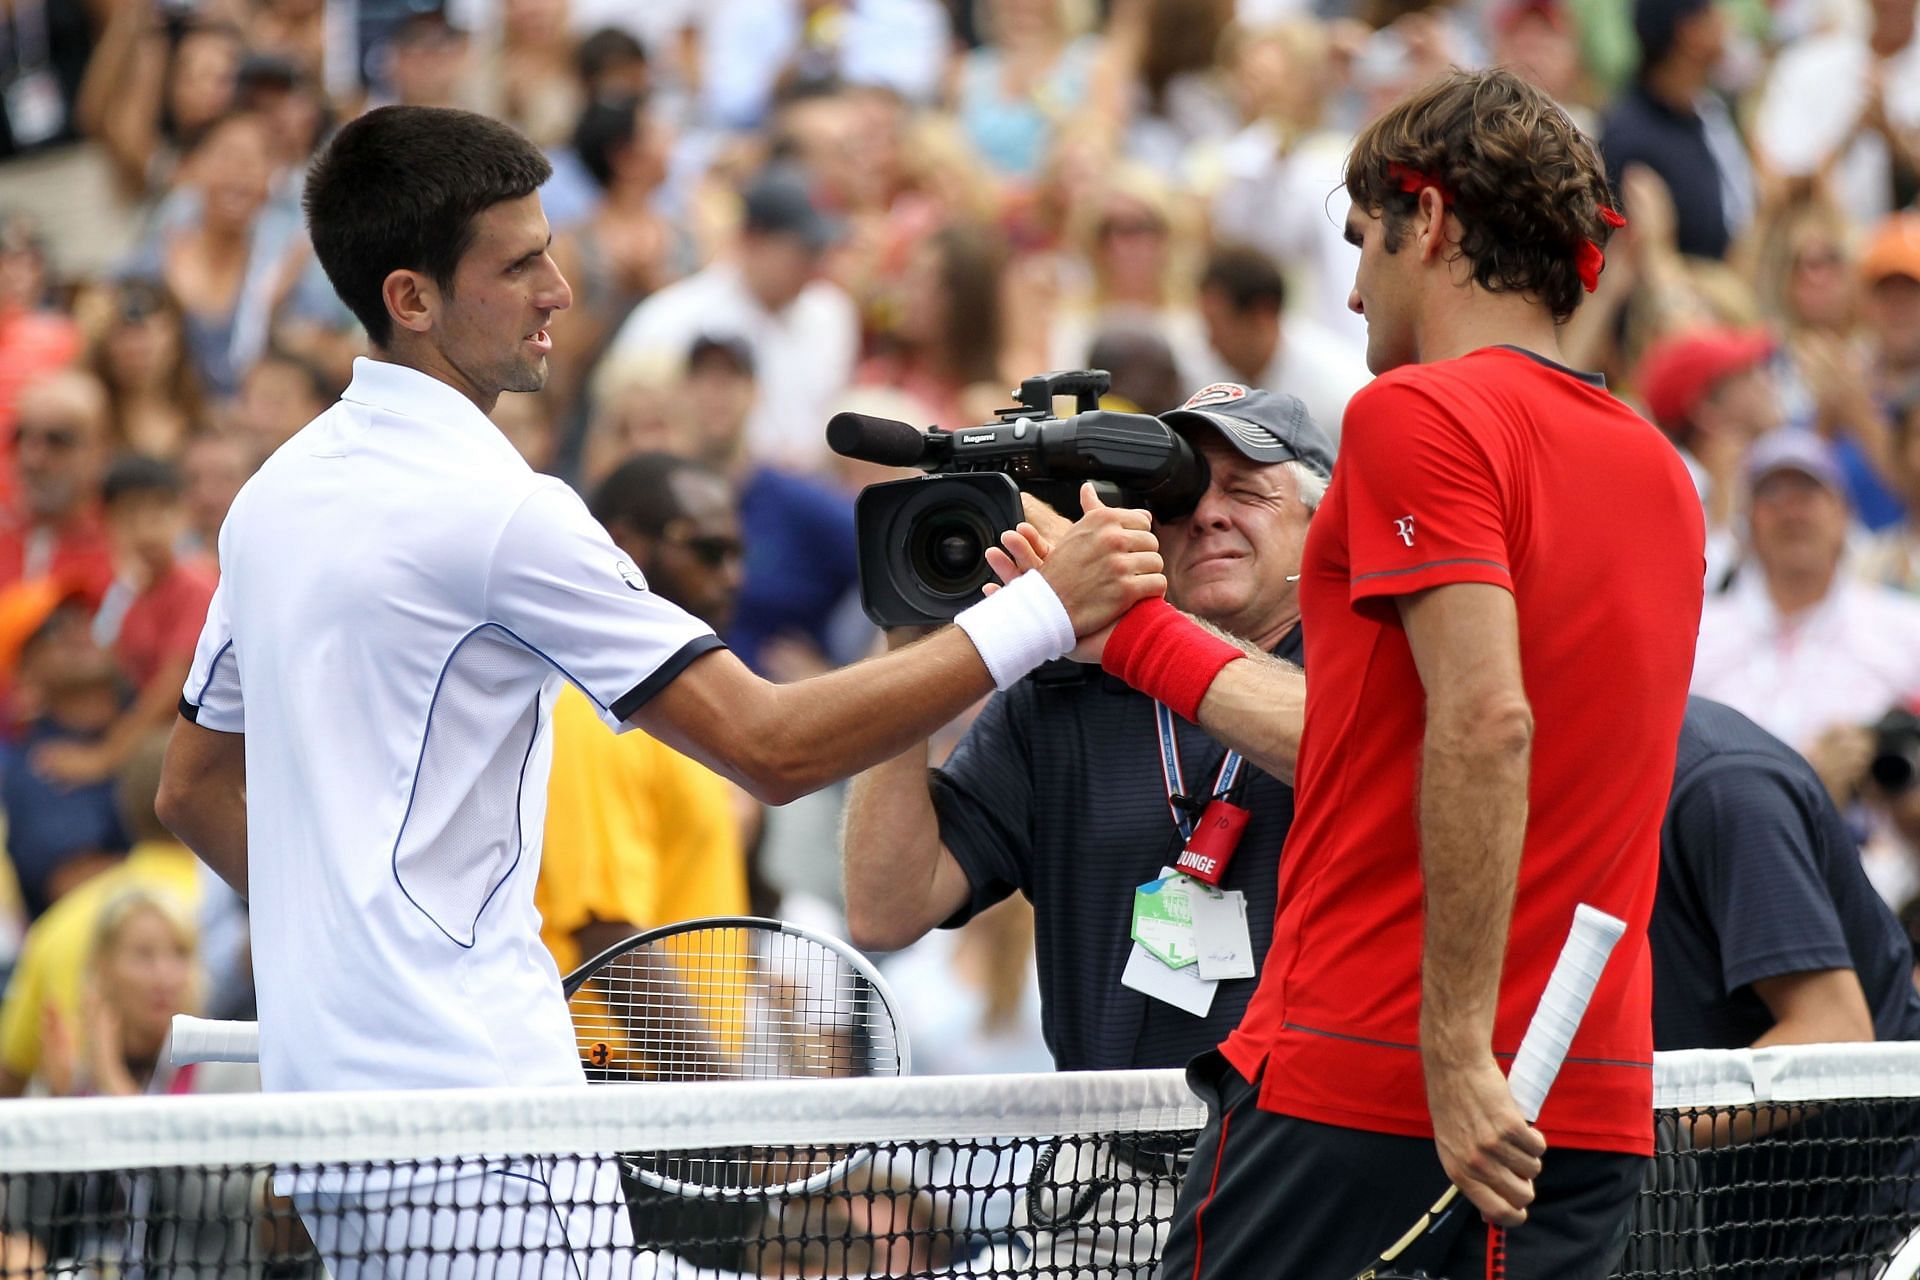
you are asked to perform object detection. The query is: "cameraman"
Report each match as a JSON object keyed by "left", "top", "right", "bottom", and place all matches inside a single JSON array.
[
  {"left": 1806, "top": 699, "right": 1920, "bottom": 909},
  {"left": 841, "top": 383, "right": 1331, "bottom": 1278},
  {"left": 1642, "top": 696, "right": 1920, "bottom": 1279}
]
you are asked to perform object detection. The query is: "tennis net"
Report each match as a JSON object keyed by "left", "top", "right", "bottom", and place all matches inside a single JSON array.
[{"left": 2, "top": 1044, "right": 1918, "bottom": 1279}]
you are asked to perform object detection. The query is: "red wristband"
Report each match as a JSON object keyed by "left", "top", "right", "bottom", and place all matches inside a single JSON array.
[{"left": 1101, "top": 598, "right": 1245, "bottom": 722}]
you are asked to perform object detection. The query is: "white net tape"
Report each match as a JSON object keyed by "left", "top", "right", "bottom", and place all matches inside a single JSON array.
[{"left": 8, "top": 1043, "right": 1920, "bottom": 1175}]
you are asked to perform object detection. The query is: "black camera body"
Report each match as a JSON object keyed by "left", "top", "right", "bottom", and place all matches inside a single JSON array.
[
  {"left": 830, "top": 371, "right": 1208, "bottom": 628},
  {"left": 1871, "top": 706, "right": 1920, "bottom": 797}
]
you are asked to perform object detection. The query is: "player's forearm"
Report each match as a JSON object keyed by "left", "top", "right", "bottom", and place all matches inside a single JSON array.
[
  {"left": 643, "top": 631, "right": 995, "bottom": 808},
  {"left": 843, "top": 745, "right": 953, "bottom": 952},
  {"left": 1417, "top": 701, "right": 1533, "bottom": 1071},
  {"left": 757, "top": 630, "right": 993, "bottom": 801},
  {"left": 1195, "top": 646, "right": 1306, "bottom": 785}
]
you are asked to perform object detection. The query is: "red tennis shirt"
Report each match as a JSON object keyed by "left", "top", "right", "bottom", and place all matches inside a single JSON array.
[{"left": 1220, "top": 347, "right": 1705, "bottom": 1156}]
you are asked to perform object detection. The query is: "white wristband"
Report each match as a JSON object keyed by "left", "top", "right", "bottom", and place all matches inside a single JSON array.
[{"left": 954, "top": 572, "right": 1077, "bottom": 690}]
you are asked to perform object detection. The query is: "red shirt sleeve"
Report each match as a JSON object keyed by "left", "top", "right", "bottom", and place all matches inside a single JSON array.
[{"left": 1338, "top": 375, "right": 1513, "bottom": 605}]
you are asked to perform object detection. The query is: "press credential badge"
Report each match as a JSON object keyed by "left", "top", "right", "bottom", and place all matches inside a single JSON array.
[
  {"left": 1191, "top": 881, "right": 1256, "bottom": 981},
  {"left": 1131, "top": 875, "right": 1198, "bottom": 968}
]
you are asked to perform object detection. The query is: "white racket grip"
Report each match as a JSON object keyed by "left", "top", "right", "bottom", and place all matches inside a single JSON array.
[
  {"left": 1506, "top": 904, "right": 1627, "bottom": 1121},
  {"left": 170, "top": 1015, "right": 260, "bottom": 1066}
]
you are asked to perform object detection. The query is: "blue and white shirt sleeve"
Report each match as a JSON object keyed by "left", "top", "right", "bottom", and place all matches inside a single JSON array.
[
  {"left": 180, "top": 576, "right": 244, "bottom": 733},
  {"left": 486, "top": 479, "right": 724, "bottom": 730}
]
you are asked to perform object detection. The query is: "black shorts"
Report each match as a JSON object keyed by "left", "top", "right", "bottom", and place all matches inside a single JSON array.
[{"left": 1155, "top": 1050, "right": 1648, "bottom": 1280}]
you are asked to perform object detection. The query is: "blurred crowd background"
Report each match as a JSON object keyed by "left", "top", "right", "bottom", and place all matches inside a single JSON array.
[{"left": 0, "top": 0, "right": 1916, "bottom": 1113}]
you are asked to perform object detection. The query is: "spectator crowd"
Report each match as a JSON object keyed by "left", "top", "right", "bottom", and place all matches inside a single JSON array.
[{"left": 0, "top": 0, "right": 1917, "bottom": 1120}]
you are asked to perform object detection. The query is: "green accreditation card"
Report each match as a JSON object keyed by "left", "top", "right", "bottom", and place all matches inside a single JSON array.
[{"left": 1132, "top": 876, "right": 1199, "bottom": 969}]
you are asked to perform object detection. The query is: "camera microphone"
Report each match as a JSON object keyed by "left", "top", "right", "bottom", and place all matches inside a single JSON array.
[{"left": 827, "top": 413, "right": 934, "bottom": 468}]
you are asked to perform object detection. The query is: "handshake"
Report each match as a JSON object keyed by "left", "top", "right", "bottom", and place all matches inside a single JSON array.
[{"left": 939, "top": 484, "right": 1165, "bottom": 689}]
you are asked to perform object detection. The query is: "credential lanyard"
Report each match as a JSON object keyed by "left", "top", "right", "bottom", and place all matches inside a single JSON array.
[{"left": 1154, "top": 701, "right": 1244, "bottom": 841}]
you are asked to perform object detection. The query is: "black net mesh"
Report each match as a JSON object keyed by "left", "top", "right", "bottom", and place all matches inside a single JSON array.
[
  {"left": 1615, "top": 1097, "right": 1920, "bottom": 1280},
  {"left": 5, "top": 1063, "right": 1919, "bottom": 1280},
  {"left": 0, "top": 1132, "right": 1189, "bottom": 1280}
]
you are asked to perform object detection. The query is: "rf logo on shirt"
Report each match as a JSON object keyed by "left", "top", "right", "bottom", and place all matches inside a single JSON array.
[{"left": 1394, "top": 516, "right": 1416, "bottom": 547}]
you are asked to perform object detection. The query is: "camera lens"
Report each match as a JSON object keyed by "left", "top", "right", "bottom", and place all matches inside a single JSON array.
[
  {"left": 1871, "top": 750, "right": 1917, "bottom": 796},
  {"left": 908, "top": 508, "right": 993, "bottom": 597}
]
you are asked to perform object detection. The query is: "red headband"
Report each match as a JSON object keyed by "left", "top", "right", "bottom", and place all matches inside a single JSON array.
[
  {"left": 1388, "top": 163, "right": 1453, "bottom": 204},
  {"left": 1388, "top": 165, "right": 1630, "bottom": 293},
  {"left": 1578, "top": 207, "right": 1630, "bottom": 292}
]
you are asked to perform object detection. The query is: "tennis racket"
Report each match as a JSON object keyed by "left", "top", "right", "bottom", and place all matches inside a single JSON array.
[
  {"left": 170, "top": 915, "right": 910, "bottom": 1201},
  {"left": 1348, "top": 903, "right": 1628, "bottom": 1280},
  {"left": 563, "top": 916, "right": 909, "bottom": 1199},
  {"left": 168, "top": 1014, "right": 261, "bottom": 1067}
]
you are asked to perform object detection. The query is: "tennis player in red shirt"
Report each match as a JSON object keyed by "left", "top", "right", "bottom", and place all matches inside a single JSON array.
[{"left": 1035, "top": 70, "right": 1707, "bottom": 1279}]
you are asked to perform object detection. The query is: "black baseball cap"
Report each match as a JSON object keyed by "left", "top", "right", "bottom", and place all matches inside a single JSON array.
[
  {"left": 1159, "top": 382, "right": 1334, "bottom": 479},
  {"left": 742, "top": 168, "right": 841, "bottom": 254}
]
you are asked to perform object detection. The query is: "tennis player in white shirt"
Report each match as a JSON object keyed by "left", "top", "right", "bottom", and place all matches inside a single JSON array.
[{"left": 155, "top": 105, "right": 1164, "bottom": 1280}]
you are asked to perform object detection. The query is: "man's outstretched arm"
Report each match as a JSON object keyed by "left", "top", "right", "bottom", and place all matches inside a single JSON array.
[{"left": 635, "top": 485, "right": 1167, "bottom": 806}]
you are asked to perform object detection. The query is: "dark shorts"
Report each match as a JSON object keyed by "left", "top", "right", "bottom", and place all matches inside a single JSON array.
[{"left": 1155, "top": 1050, "right": 1648, "bottom": 1280}]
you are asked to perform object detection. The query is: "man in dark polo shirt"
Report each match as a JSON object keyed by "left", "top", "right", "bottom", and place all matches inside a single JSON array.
[
  {"left": 1598, "top": 0, "right": 1754, "bottom": 261},
  {"left": 841, "top": 384, "right": 1332, "bottom": 1278},
  {"left": 1641, "top": 696, "right": 1920, "bottom": 1278}
]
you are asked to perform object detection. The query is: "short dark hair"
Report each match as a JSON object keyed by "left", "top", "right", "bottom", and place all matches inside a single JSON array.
[
  {"left": 252, "top": 345, "right": 342, "bottom": 405},
  {"left": 590, "top": 452, "right": 724, "bottom": 538},
  {"left": 1087, "top": 325, "right": 1182, "bottom": 415},
  {"left": 687, "top": 334, "right": 755, "bottom": 379},
  {"left": 1634, "top": 0, "right": 1712, "bottom": 72},
  {"left": 575, "top": 27, "right": 645, "bottom": 86},
  {"left": 1201, "top": 243, "right": 1287, "bottom": 313},
  {"left": 302, "top": 106, "right": 553, "bottom": 348},
  {"left": 572, "top": 94, "right": 644, "bottom": 191},
  {"left": 103, "top": 453, "right": 182, "bottom": 505},
  {"left": 1344, "top": 68, "right": 1617, "bottom": 324}
]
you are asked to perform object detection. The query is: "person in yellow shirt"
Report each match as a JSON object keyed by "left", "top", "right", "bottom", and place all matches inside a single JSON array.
[
  {"left": 0, "top": 734, "right": 200, "bottom": 1094},
  {"left": 537, "top": 451, "right": 750, "bottom": 977}
]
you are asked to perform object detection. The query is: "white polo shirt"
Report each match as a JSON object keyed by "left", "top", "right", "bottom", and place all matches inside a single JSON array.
[{"left": 183, "top": 358, "right": 722, "bottom": 1094}]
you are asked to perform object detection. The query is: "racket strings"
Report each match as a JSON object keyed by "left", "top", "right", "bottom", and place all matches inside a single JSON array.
[{"left": 566, "top": 924, "right": 904, "bottom": 1197}]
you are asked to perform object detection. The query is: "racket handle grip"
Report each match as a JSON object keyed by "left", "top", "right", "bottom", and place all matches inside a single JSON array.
[
  {"left": 1507, "top": 904, "right": 1627, "bottom": 1122},
  {"left": 170, "top": 1015, "right": 260, "bottom": 1066}
]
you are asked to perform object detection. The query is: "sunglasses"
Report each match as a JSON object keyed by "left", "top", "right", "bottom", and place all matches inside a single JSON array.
[
  {"left": 666, "top": 533, "right": 744, "bottom": 568},
  {"left": 14, "top": 423, "right": 82, "bottom": 451}
]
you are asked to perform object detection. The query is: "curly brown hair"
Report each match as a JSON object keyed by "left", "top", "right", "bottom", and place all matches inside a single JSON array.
[{"left": 1344, "top": 69, "right": 1619, "bottom": 323}]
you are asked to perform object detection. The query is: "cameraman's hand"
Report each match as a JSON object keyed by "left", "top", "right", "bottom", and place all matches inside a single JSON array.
[
  {"left": 996, "top": 483, "right": 1164, "bottom": 641},
  {"left": 1018, "top": 493, "right": 1072, "bottom": 546},
  {"left": 1807, "top": 723, "right": 1874, "bottom": 805}
]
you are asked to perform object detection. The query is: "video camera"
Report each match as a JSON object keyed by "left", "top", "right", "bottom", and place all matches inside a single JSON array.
[
  {"left": 827, "top": 370, "right": 1209, "bottom": 628},
  {"left": 1871, "top": 706, "right": 1920, "bottom": 797}
]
